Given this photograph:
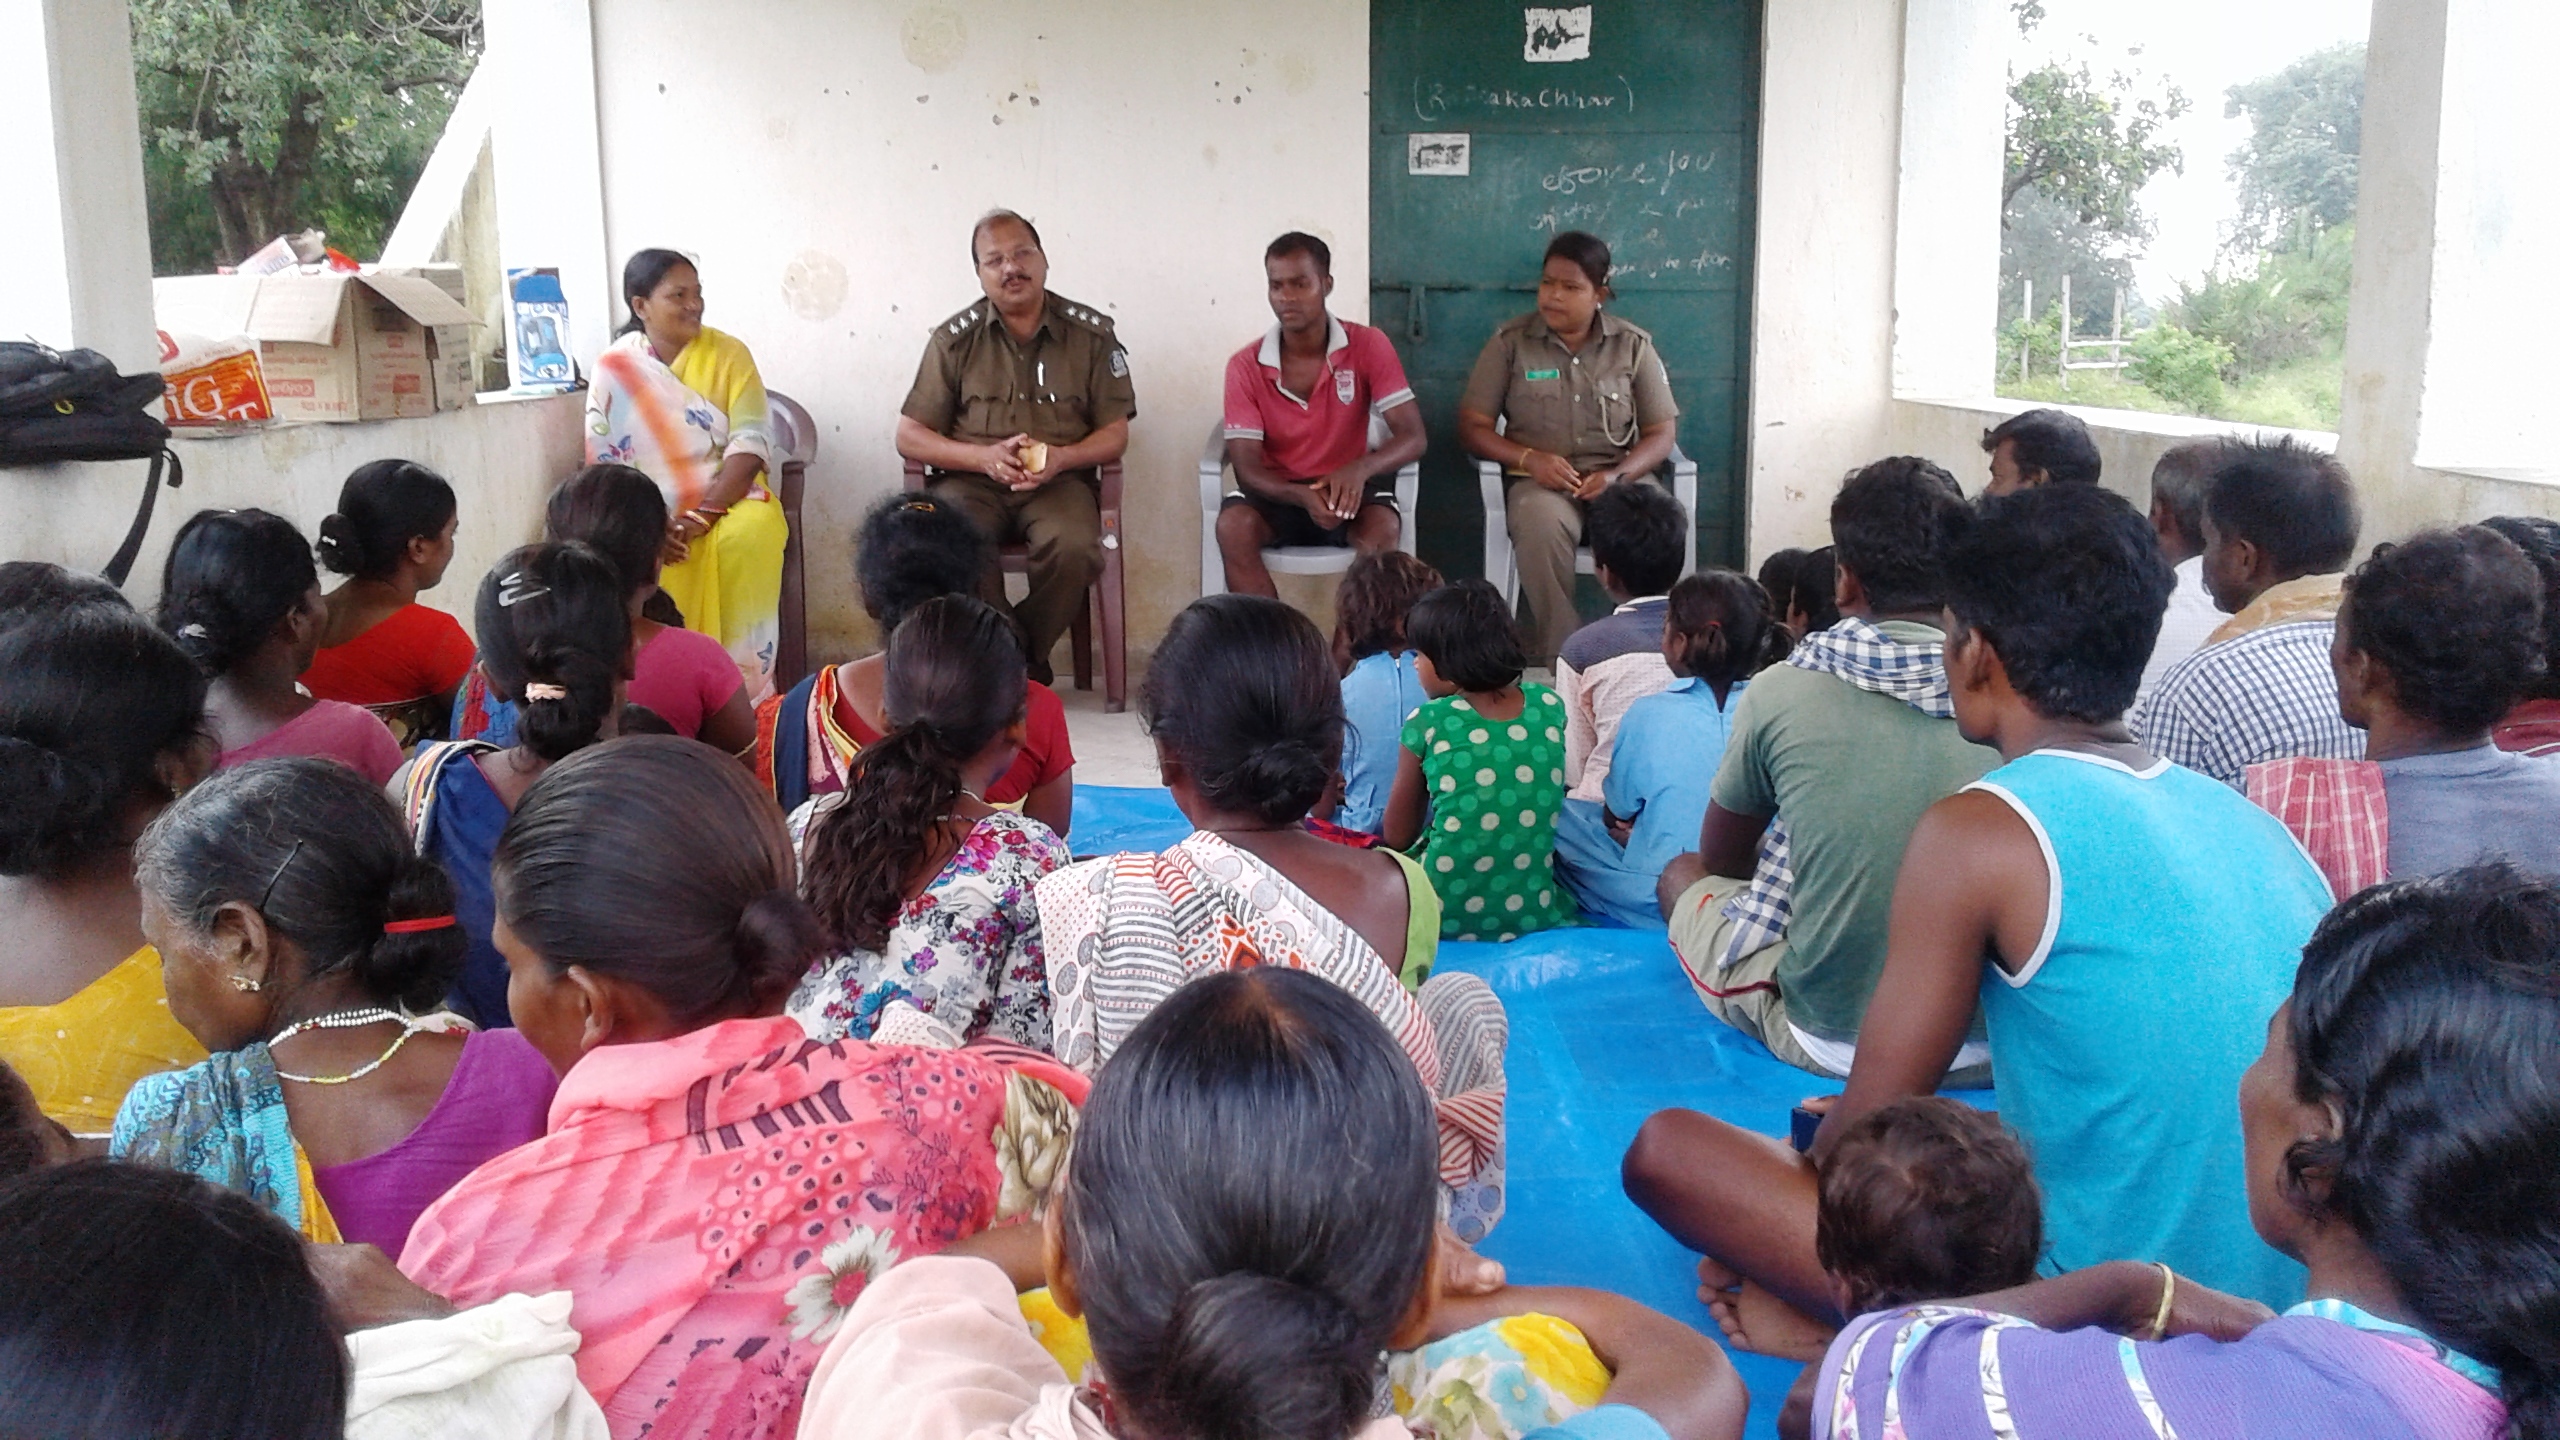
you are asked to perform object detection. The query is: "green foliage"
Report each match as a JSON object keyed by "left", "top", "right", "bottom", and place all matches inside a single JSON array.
[
  {"left": 2127, "top": 324, "right": 2232, "bottom": 412},
  {"left": 1999, "top": 304, "right": 2063, "bottom": 378},
  {"left": 130, "top": 0, "right": 481, "bottom": 272},
  {"left": 2002, "top": 184, "right": 2139, "bottom": 334},
  {"left": 2165, "top": 225, "right": 2355, "bottom": 375},
  {"left": 2225, "top": 42, "right": 2364, "bottom": 257},
  {"left": 2003, "top": 60, "right": 2189, "bottom": 244}
]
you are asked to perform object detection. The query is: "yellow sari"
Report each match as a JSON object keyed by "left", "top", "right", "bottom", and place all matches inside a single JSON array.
[
  {"left": 0, "top": 947, "right": 206, "bottom": 1136},
  {"left": 588, "top": 325, "right": 789, "bottom": 700}
]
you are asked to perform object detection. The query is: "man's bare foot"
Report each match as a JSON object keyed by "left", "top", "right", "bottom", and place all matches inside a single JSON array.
[
  {"left": 1697, "top": 1254, "right": 1743, "bottom": 1309},
  {"left": 1722, "top": 1280, "right": 1836, "bottom": 1362},
  {"left": 1695, "top": 1255, "right": 1836, "bottom": 1359}
]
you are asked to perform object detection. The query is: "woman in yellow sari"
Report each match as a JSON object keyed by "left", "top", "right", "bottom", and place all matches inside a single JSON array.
[
  {"left": 587, "top": 249, "right": 789, "bottom": 700},
  {"left": 0, "top": 603, "right": 211, "bottom": 1138}
]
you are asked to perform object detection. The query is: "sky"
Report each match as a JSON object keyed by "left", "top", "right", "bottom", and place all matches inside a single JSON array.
[{"left": 2011, "top": 0, "right": 2372, "bottom": 305}]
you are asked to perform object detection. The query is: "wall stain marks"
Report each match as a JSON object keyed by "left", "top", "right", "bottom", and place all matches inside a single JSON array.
[
  {"left": 901, "top": 6, "right": 968, "bottom": 73},
  {"left": 1278, "top": 53, "right": 1317, "bottom": 95},
  {"left": 781, "top": 251, "right": 849, "bottom": 322}
]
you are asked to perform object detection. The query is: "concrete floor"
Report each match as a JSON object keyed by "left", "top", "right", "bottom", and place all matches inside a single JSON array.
[{"left": 1054, "top": 676, "right": 1158, "bottom": 787}]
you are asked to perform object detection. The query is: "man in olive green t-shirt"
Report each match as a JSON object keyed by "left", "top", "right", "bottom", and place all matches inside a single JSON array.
[{"left": 1657, "top": 458, "right": 1998, "bottom": 1081}]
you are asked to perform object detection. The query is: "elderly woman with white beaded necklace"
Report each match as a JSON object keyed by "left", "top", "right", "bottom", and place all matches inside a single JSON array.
[{"left": 108, "top": 757, "right": 557, "bottom": 1253}]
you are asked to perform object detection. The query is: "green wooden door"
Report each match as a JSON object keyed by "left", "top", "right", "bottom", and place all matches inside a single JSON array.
[{"left": 1370, "top": 0, "right": 1759, "bottom": 585}]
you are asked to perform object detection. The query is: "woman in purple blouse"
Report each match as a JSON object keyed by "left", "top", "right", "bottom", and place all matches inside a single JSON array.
[{"left": 1795, "top": 862, "right": 2559, "bottom": 1440}]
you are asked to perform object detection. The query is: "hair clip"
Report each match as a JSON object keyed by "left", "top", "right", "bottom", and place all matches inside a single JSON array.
[
  {"left": 522, "top": 682, "right": 569, "bottom": 701},
  {"left": 383, "top": 915, "right": 458, "bottom": 935},
  {"left": 177, "top": 623, "right": 209, "bottom": 639},
  {"left": 257, "top": 838, "right": 305, "bottom": 911},
  {"left": 496, "top": 572, "right": 552, "bottom": 608}
]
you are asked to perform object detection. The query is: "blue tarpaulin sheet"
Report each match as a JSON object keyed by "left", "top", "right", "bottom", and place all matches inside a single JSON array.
[{"left": 1063, "top": 785, "right": 1991, "bottom": 1439}]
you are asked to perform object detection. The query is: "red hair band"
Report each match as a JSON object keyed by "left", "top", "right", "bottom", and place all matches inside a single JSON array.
[{"left": 382, "top": 916, "right": 459, "bottom": 935}]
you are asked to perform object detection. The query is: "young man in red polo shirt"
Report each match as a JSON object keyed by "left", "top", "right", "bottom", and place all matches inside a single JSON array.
[{"left": 1215, "top": 232, "right": 1428, "bottom": 596}]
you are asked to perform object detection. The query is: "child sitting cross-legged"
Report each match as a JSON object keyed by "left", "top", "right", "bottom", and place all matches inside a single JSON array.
[
  {"left": 1558, "top": 482, "right": 1691, "bottom": 814},
  {"left": 1557, "top": 570, "right": 1779, "bottom": 927},
  {"left": 799, "top": 965, "right": 1748, "bottom": 1440},
  {"left": 1386, "top": 579, "right": 1579, "bottom": 940},
  {"left": 1332, "top": 550, "right": 1445, "bottom": 837}
]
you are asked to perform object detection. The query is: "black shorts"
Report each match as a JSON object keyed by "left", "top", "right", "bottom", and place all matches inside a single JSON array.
[{"left": 1221, "top": 475, "right": 1401, "bottom": 548}]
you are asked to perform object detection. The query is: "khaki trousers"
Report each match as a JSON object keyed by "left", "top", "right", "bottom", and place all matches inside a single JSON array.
[
  {"left": 927, "top": 472, "right": 1102, "bottom": 668},
  {"left": 1506, "top": 474, "right": 1672, "bottom": 665}
]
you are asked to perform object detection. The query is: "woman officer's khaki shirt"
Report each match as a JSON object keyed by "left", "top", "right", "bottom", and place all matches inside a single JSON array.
[{"left": 1460, "top": 312, "right": 1678, "bottom": 474}]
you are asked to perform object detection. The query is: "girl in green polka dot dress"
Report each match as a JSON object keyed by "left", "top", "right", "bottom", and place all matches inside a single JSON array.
[{"left": 1383, "top": 578, "right": 1580, "bottom": 940}]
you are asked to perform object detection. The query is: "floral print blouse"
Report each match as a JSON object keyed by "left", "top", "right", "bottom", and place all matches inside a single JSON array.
[{"left": 786, "top": 802, "right": 1072, "bottom": 1050}]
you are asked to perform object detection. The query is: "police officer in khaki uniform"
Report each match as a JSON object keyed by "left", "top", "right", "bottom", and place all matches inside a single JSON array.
[
  {"left": 1458, "top": 232, "right": 1679, "bottom": 665},
  {"left": 896, "top": 209, "right": 1136, "bottom": 681}
]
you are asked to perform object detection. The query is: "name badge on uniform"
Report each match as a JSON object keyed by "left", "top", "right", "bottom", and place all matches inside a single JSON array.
[
  {"left": 1334, "top": 368, "right": 1357, "bottom": 405},
  {"left": 1524, "top": 368, "right": 1560, "bottom": 381}
]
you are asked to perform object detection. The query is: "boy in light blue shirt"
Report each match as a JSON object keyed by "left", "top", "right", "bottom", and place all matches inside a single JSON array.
[{"left": 1556, "top": 570, "right": 1772, "bottom": 926}]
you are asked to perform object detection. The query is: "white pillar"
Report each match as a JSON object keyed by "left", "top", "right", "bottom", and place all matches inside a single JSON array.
[
  {"left": 483, "top": 0, "right": 614, "bottom": 365},
  {"left": 0, "top": 0, "right": 157, "bottom": 370},
  {"left": 2337, "top": 0, "right": 2560, "bottom": 538},
  {"left": 1891, "top": 0, "right": 2007, "bottom": 404}
]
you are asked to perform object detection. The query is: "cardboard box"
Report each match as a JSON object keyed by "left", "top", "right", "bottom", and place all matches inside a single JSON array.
[
  {"left": 151, "top": 271, "right": 479, "bottom": 424},
  {"left": 376, "top": 264, "right": 478, "bottom": 410}
]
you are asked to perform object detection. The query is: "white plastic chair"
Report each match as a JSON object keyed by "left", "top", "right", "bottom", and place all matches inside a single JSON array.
[
  {"left": 1476, "top": 422, "right": 1700, "bottom": 607},
  {"left": 1199, "top": 416, "right": 1421, "bottom": 596}
]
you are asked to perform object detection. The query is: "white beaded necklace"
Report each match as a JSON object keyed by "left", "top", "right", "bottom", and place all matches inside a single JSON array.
[{"left": 267, "top": 1007, "right": 432, "bottom": 1086}]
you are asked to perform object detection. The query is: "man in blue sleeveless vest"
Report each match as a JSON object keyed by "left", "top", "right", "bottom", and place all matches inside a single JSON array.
[{"left": 1626, "top": 484, "right": 2329, "bottom": 1357}]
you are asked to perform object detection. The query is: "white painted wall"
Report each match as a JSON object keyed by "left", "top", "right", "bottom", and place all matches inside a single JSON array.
[
  {"left": 1889, "top": 397, "right": 2335, "bottom": 510},
  {"left": 0, "top": 395, "right": 587, "bottom": 617},
  {"left": 1742, "top": 0, "right": 1907, "bottom": 563},
  {"left": 2409, "top": 0, "right": 2560, "bottom": 482},
  {"left": 1890, "top": 0, "right": 2005, "bottom": 405},
  {"left": 486, "top": 0, "right": 614, "bottom": 368},
  {"left": 2334, "top": 0, "right": 2560, "bottom": 540},
  {"left": 584, "top": 0, "right": 1372, "bottom": 660}
]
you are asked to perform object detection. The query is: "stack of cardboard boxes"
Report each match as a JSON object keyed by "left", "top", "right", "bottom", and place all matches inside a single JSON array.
[{"left": 153, "top": 265, "right": 479, "bottom": 426}]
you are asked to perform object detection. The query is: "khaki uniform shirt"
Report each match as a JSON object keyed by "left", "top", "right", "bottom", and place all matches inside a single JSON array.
[
  {"left": 901, "top": 292, "right": 1138, "bottom": 454},
  {"left": 1460, "top": 311, "right": 1677, "bottom": 474}
]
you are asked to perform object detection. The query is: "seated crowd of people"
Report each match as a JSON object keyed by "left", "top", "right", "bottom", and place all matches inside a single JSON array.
[{"left": 2, "top": 222, "right": 2558, "bottom": 1440}]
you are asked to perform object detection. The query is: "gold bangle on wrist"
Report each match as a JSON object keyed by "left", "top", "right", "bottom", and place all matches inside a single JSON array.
[{"left": 2146, "top": 1262, "right": 2176, "bottom": 1340}]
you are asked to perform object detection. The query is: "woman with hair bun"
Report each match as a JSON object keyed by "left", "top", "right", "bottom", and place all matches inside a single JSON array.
[
  {"left": 392, "top": 542, "right": 629, "bottom": 1029},
  {"left": 304, "top": 459, "right": 476, "bottom": 746},
  {"left": 803, "top": 967, "right": 1747, "bottom": 1440},
  {"left": 0, "top": 607, "right": 212, "bottom": 1135},
  {"left": 110, "top": 757, "right": 554, "bottom": 1253},
  {"left": 401, "top": 735, "right": 1085, "bottom": 1440},
  {"left": 793, "top": 594, "right": 1069, "bottom": 1047},
  {"left": 1809, "top": 862, "right": 2560, "bottom": 1440},
  {"left": 1036, "top": 593, "right": 1512, "bottom": 1240},
  {"left": 157, "top": 507, "right": 404, "bottom": 785},
  {"left": 756, "top": 491, "right": 1077, "bottom": 836}
]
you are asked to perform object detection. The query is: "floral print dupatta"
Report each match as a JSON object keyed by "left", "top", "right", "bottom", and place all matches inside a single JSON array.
[{"left": 400, "top": 1015, "right": 1080, "bottom": 1440}]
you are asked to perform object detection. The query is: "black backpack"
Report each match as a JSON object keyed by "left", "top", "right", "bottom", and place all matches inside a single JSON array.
[{"left": 0, "top": 340, "right": 183, "bottom": 586}]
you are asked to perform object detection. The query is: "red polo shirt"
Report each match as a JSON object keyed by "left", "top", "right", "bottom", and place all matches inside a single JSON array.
[{"left": 1221, "top": 317, "right": 1416, "bottom": 482}]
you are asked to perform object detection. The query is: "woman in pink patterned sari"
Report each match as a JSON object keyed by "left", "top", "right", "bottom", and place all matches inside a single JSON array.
[{"left": 399, "top": 736, "right": 1080, "bottom": 1440}]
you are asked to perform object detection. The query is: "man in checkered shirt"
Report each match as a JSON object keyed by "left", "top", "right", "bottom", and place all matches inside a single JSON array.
[{"left": 2130, "top": 436, "right": 2363, "bottom": 787}]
